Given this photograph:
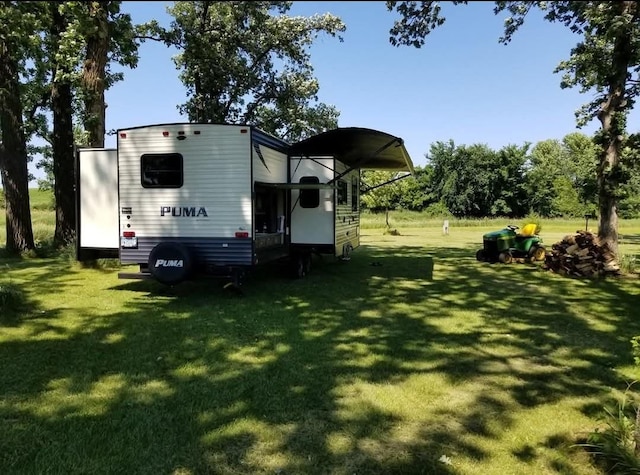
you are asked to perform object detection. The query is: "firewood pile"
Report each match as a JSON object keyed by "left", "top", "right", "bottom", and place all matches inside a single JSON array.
[{"left": 543, "top": 231, "right": 621, "bottom": 277}]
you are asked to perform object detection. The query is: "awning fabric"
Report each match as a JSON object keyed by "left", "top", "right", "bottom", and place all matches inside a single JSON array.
[{"left": 288, "top": 127, "right": 415, "bottom": 174}]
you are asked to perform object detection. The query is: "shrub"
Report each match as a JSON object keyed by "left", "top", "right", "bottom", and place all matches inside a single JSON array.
[
  {"left": 580, "top": 387, "right": 640, "bottom": 474},
  {"left": 579, "top": 340, "right": 640, "bottom": 472},
  {"left": 620, "top": 254, "right": 638, "bottom": 275},
  {"left": 422, "top": 201, "right": 452, "bottom": 218},
  {"left": 0, "top": 281, "right": 26, "bottom": 324}
]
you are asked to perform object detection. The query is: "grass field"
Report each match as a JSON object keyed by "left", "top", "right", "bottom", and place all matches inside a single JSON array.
[{"left": 1, "top": 194, "right": 640, "bottom": 474}]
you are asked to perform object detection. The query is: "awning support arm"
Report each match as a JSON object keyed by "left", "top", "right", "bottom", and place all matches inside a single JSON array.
[{"left": 361, "top": 172, "right": 412, "bottom": 194}]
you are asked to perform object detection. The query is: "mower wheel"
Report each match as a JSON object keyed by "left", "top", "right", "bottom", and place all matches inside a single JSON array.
[
  {"left": 476, "top": 249, "right": 486, "bottom": 262},
  {"left": 529, "top": 245, "right": 546, "bottom": 262},
  {"left": 498, "top": 251, "right": 513, "bottom": 264}
]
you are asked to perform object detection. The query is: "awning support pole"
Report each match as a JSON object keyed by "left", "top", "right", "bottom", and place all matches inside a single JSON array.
[{"left": 361, "top": 172, "right": 412, "bottom": 194}]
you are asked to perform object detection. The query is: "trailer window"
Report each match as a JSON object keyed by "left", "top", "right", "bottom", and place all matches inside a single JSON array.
[
  {"left": 337, "top": 180, "right": 348, "bottom": 205},
  {"left": 351, "top": 179, "right": 358, "bottom": 211},
  {"left": 299, "top": 176, "right": 319, "bottom": 208},
  {"left": 141, "top": 153, "right": 183, "bottom": 188}
]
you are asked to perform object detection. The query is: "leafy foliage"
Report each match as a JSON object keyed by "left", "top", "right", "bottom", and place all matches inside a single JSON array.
[
  {"left": 142, "top": 1, "right": 345, "bottom": 141},
  {"left": 361, "top": 132, "right": 633, "bottom": 219},
  {"left": 425, "top": 140, "right": 529, "bottom": 217},
  {"left": 31, "top": 1, "right": 139, "bottom": 183},
  {"left": 525, "top": 133, "right": 599, "bottom": 217},
  {"left": 387, "top": 1, "right": 468, "bottom": 48},
  {"left": 387, "top": 0, "right": 640, "bottom": 256},
  {"left": 581, "top": 387, "right": 640, "bottom": 474}
]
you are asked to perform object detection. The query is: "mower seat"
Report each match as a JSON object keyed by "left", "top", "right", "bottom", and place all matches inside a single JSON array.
[{"left": 518, "top": 223, "right": 538, "bottom": 237}]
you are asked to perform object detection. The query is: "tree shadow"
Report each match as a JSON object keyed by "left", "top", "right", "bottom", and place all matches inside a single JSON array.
[{"left": 1, "top": 241, "right": 638, "bottom": 473}]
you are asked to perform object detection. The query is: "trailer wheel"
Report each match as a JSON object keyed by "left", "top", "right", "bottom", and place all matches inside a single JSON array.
[
  {"left": 341, "top": 243, "right": 353, "bottom": 261},
  {"left": 303, "top": 254, "right": 312, "bottom": 275},
  {"left": 148, "top": 242, "right": 193, "bottom": 285},
  {"left": 291, "top": 253, "right": 312, "bottom": 279}
]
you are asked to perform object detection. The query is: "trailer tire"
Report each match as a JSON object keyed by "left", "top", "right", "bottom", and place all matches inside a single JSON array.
[
  {"left": 293, "top": 254, "right": 308, "bottom": 279},
  {"left": 148, "top": 242, "right": 193, "bottom": 285}
]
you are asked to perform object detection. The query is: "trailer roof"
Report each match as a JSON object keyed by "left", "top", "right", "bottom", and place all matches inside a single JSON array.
[{"left": 289, "top": 127, "right": 414, "bottom": 174}]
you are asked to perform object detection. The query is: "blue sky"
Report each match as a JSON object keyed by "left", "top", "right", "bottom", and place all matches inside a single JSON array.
[{"left": 100, "top": 0, "right": 639, "bottom": 170}]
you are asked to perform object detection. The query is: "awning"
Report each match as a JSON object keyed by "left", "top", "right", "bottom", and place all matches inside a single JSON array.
[{"left": 288, "top": 127, "right": 415, "bottom": 174}]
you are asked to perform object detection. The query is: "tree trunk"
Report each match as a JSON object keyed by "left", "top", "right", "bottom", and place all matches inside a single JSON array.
[
  {"left": 595, "top": 1, "right": 636, "bottom": 259},
  {"left": 0, "top": 37, "right": 35, "bottom": 254},
  {"left": 51, "top": 81, "right": 75, "bottom": 246},
  {"left": 51, "top": 4, "right": 76, "bottom": 246},
  {"left": 82, "top": 1, "right": 109, "bottom": 148}
]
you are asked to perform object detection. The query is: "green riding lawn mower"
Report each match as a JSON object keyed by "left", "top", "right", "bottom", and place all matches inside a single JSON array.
[{"left": 476, "top": 223, "right": 546, "bottom": 264}]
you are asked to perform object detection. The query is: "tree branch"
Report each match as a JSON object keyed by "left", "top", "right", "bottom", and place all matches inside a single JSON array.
[{"left": 25, "top": 90, "right": 50, "bottom": 126}]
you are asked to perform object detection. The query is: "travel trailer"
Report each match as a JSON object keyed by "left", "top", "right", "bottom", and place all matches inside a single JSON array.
[{"left": 76, "top": 123, "right": 414, "bottom": 286}]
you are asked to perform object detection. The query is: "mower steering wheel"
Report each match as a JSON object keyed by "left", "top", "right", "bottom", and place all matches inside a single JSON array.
[{"left": 506, "top": 225, "right": 519, "bottom": 231}]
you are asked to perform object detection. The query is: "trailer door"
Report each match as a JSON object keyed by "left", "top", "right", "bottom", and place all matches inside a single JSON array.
[{"left": 76, "top": 148, "right": 119, "bottom": 260}]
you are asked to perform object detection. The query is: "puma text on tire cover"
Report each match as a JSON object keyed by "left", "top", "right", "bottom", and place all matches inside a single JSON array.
[{"left": 148, "top": 242, "right": 193, "bottom": 285}]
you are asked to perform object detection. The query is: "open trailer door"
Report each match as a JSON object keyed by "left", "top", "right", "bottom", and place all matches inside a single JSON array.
[
  {"left": 76, "top": 148, "right": 119, "bottom": 261},
  {"left": 288, "top": 127, "right": 415, "bottom": 258}
]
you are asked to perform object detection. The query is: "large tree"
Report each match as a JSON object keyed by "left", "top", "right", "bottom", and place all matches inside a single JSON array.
[
  {"left": 143, "top": 1, "right": 345, "bottom": 141},
  {"left": 48, "top": 3, "right": 77, "bottom": 246},
  {"left": 31, "top": 1, "right": 138, "bottom": 245},
  {"left": 77, "top": 1, "right": 139, "bottom": 147},
  {"left": 0, "top": 2, "right": 38, "bottom": 253},
  {"left": 387, "top": 0, "right": 640, "bottom": 257}
]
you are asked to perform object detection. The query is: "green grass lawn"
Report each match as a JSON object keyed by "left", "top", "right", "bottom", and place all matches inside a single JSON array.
[{"left": 1, "top": 197, "right": 640, "bottom": 474}]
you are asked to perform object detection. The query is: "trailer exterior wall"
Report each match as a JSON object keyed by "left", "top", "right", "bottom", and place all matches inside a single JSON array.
[
  {"left": 334, "top": 162, "right": 360, "bottom": 256},
  {"left": 117, "top": 124, "right": 254, "bottom": 266}
]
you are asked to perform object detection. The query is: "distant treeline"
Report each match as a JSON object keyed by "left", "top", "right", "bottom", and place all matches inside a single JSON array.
[{"left": 361, "top": 133, "right": 640, "bottom": 219}]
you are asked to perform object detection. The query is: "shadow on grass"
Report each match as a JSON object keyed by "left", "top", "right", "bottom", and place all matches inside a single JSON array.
[{"left": 1, "top": 243, "right": 639, "bottom": 473}]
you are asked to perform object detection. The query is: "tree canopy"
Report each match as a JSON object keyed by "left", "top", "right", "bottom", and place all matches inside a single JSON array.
[{"left": 143, "top": 1, "right": 345, "bottom": 141}]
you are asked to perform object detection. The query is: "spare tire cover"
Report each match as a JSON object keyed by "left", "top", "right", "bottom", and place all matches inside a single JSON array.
[{"left": 148, "top": 242, "right": 193, "bottom": 284}]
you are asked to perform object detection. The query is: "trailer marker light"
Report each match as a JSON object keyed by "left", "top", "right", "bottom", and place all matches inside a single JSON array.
[
  {"left": 240, "top": 129, "right": 248, "bottom": 134},
  {"left": 235, "top": 231, "right": 249, "bottom": 238},
  {"left": 162, "top": 131, "right": 169, "bottom": 136},
  {"left": 119, "top": 133, "right": 127, "bottom": 138},
  {"left": 193, "top": 130, "right": 201, "bottom": 135},
  {"left": 123, "top": 231, "right": 136, "bottom": 237}
]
